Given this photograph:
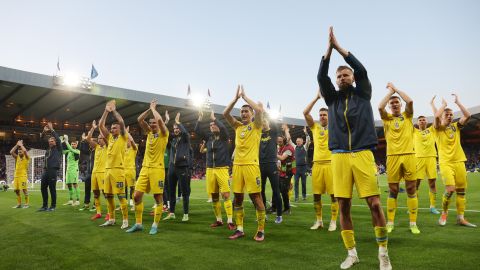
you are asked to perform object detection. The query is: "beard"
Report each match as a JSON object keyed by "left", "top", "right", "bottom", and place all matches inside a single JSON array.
[{"left": 338, "top": 82, "right": 351, "bottom": 91}]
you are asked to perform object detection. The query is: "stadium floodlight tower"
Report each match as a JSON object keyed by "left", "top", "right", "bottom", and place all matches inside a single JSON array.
[
  {"left": 53, "top": 72, "right": 93, "bottom": 90},
  {"left": 267, "top": 107, "right": 283, "bottom": 122},
  {"left": 187, "top": 88, "right": 212, "bottom": 111}
]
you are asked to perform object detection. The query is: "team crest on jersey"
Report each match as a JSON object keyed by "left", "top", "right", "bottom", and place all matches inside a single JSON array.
[
  {"left": 240, "top": 132, "right": 245, "bottom": 138},
  {"left": 394, "top": 121, "right": 400, "bottom": 129},
  {"left": 247, "top": 125, "right": 252, "bottom": 131}
]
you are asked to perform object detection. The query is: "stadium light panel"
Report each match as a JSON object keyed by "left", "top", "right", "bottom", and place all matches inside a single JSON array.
[
  {"left": 267, "top": 109, "right": 281, "bottom": 120},
  {"left": 190, "top": 92, "right": 206, "bottom": 108}
]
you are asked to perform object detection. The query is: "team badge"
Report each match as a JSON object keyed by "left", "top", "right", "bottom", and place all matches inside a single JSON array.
[
  {"left": 247, "top": 125, "right": 252, "bottom": 131},
  {"left": 256, "top": 177, "right": 260, "bottom": 186},
  {"left": 158, "top": 180, "right": 164, "bottom": 188},
  {"left": 394, "top": 121, "right": 400, "bottom": 129},
  {"left": 240, "top": 132, "right": 245, "bottom": 138}
]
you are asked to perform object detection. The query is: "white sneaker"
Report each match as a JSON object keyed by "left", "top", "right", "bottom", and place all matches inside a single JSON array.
[
  {"left": 182, "top": 214, "right": 189, "bottom": 222},
  {"left": 207, "top": 198, "right": 212, "bottom": 203},
  {"left": 163, "top": 213, "right": 176, "bottom": 220},
  {"left": 121, "top": 220, "right": 129, "bottom": 229},
  {"left": 379, "top": 253, "right": 392, "bottom": 270},
  {"left": 63, "top": 200, "right": 73, "bottom": 206},
  {"left": 130, "top": 205, "right": 135, "bottom": 211},
  {"left": 129, "top": 199, "right": 134, "bottom": 206},
  {"left": 74, "top": 201, "right": 80, "bottom": 206},
  {"left": 310, "top": 220, "right": 324, "bottom": 230},
  {"left": 99, "top": 220, "right": 115, "bottom": 227},
  {"left": 340, "top": 255, "right": 359, "bottom": 269},
  {"left": 328, "top": 220, "right": 337, "bottom": 231},
  {"left": 152, "top": 203, "right": 158, "bottom": 209}
]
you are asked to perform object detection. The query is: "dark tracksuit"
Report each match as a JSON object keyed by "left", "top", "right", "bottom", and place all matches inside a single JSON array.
[
  {"left": 294, "top": 140, "right": 308, "bottom": 200},
  {"left": 278, "top": 144, "right": 295, "bottom": 211},
  {"left": 168, "top": 124, "right": 192, "bottom": 214},
  {"left": 79, "top": 140, "right": 95, "bottom": 205},
  {"left": 163, "top": 147, "right": 170, "bottom": 207},
  {"left": 40, "top": 130, "right": 63, "bottom": 209},
  {"left": 259, "top": 124, "right": 282, "bottom": 217}
]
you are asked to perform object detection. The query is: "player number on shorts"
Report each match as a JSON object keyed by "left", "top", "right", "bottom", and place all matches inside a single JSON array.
[{"left": 116, "top": 182, "right": 124, "bottom": 188}]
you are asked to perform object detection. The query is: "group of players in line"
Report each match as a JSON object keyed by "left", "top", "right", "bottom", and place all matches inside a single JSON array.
[{"left": 9, "top": 28, "right": 476, "bottom": 270}]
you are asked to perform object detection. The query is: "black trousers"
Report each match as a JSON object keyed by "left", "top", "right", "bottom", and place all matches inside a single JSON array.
[
  {"left": 279, "top": 175, "right": 291, "bottom": 211},
  {"left": 83, "top": 173, "right": 91, "bottom": 204},
  {"left": 294, "top": 165, "right": 307, "bottom": 199},
  {"left": 260, "top": 162, "right": 282, "bottom": 216},
  {"left": 163, "top": 168, "right": 169, "bottom": 206},
  {"left": 41, "top": 168, "right": 58, "bottom": 208},
  {"left": 168, "top": 166, "right": 191, "bottom": 214}
]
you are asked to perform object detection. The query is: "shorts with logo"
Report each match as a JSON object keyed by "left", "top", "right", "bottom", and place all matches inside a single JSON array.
[
  {"left": 312, "top": 161, "right": 333, "bottom": 195},
  {"left": 104, "top": 168, "right": 126, "bottom": 195},
  {"left": 232, "top": 164, "right": 261, "bottom": 194},
  {"left": 206, "top": 167, "right": 231, "bottom": 194},
  {"left": 416, "top": 156, "right": 437, "bottom": 180},
  {"left": 92, "top": 172, "right": 105, "bottom": 191},
  {"left": 65, "top": 169, "right": 79, "bottom": 184},
  {"left": 135, "top": 167, "right": 165, "bottom": 194},
  {"left": 439, "top": 162, "right": 467, "bottom": 189},
  {"left": 125, "top": 168, "right": 136, "bottom": 187},
  {"left": 387, "top": 153, "right": 416, "bottom": 183},
  {"left": 13, "top": 176, "right": 28, "bottom": 190}
]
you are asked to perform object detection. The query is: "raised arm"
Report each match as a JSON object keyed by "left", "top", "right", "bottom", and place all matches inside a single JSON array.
[
  {"left": 430, "top": 95, "right": 438, "bottom": 116},
  {"left": 150, "top": 100, "right": 167, "bottom": 135},
  {"left": 453, "top": 94, "right": 471, "bottom": 126},
  {"left": 283, "top": 124, "right": 295, "bottom": 148},
  {"left": 304, "top": 126, "right": 311, "bottom": 150},
  {"left": 240, "top": 86, "right": 264, "bottom": 128},
  {"left": 378, "top": 85, "right": 395, "bottom": 120},
  {"left": 126, "top": 126, "right": 138, "bottom": 151},
  {"left": 329, "top": 26, "right": 349, "bottom": 58},
  {"left": 199, "top": 140, "right": 207, "bottom": 154},
  {"left": 17, "top": 140, "right": 28, "bottom": 159},
  {"left": 98, "top": 102, "right": 112, "bottom": 139},
  {"left": 137, "top": 106, "right": 152, "bottom": 134},
  {"left": 317, "top": 29, "right": 337, "bottom": 105},
  {"left": 194, "top": 111, "right": 206, "bottom": 139},
  {"left": 223, "top": 85, "right": 243, "bottom": 128},
  {"left": 110, "top": 100, "right": 126, "bottom": 136},
  {"left": 48, "top": 122, "right": 62, "bottom": 152},
  {"left": 434, "top": 98, "right": 447, "bottom": 129},
  {"left": 85, "top": 120, "right": 98, "bottom": 148},
  {"left": 389, "top": 82, "right": 413, "bottom": 116},
  {"left": 10, "top": 142, "right": 19, "bottom": 159},
  {"left": 211, "top": 110, "right": 229, "bottom": 140},
  {"left": 175, "top": 113, "right": 190, "bottom": 142},
  {"left": 303, "top": 90, "right": 321, "bottom": 128},
  {"left": 64, "top": 136, "right": 80, "bottom": 155}
]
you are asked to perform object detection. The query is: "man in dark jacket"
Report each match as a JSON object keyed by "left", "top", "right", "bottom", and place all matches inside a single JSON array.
[
  {"left": 164, "top": 112, "right": 192, "bottom": 222},
  {"left": 195, "top": 110, "right": 234, "bottom": 229},
  {"left": 38, "top": 122, "right": 63, "bottom": 212},
  {"left": 317, "top": 27, "right": 391, "bottom": 270},
  {"left": 78, "top": 132, "right": 95, "bottom": 211}
]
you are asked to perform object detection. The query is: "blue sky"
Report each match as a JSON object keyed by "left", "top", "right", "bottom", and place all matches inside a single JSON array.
[{"left": 1, "top": 0, "right": 479, "bottom": 119}]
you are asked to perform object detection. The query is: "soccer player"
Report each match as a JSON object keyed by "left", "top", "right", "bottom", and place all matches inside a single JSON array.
[
  {"left": 318, "top": 27, "right": 391, "bottom": 269},
  {"left": 414, "top": 112, "right": 440, "bottom": 214},
  {"left": 433, "top": 94, "right": 476, "bottom": 227},
  {"left": 223, "top": 85, "right": 266, "bottom": 242},
  {"left": 10, "top": 140, "right": 30, "bottom": 208},
  {"left": 98, "top": 100, "right": 129, "bottom": 229},
  {"left": 62, "top": 134, "right": 81, "bottom": 206},
  {"left": 78, "top": 132, "right": 95, "bottom": 211},
  {"left": 126, "top": 99, "right": 169, "bottom": 235},
  {"left": 124, "top": 126, "right": 138, "bottom": 210},
  {"left": 378, "top": 82, "right": 420, "bottom": 234},
  {"left": 288, "top": 126, "right": 310, "bottom": 202},
  {"left": 164, "top": 112, "right": 192, "bottom": 222},
  {"left": 85, "top": 120, "right": 108, "bottom": 220},
  {"left": 194, "top": 110, "right": 235, "bottom": 229},
  {"left": 303, "top": 97, "right": 338, "bottom": 232}
]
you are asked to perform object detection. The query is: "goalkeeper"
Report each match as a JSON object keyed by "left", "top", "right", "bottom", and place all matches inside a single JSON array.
[{"left": 62, "top": 134, "right": 81, "bottom": 206}]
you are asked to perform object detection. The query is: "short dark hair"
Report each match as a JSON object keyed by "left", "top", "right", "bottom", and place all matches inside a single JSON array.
[
  {"left": 444, "top": 108, "right": 453, "bottom": 113},
  {"left": 241, "top": 104, "right": 253, "bottom": 112},
  {"left": 417, "top": 116, "right": 426, "bottom": 120},
  {"left": 111, "top": 121, "right": 120, "bottom": 126},
  {"left": 336, "top": 66, "right": 353, "bottom": 73},
  {"left": 389, "top": 96, "right": 401, "bottom": 101},
  {"left": 319, "top": 107, "right": 328, "bottom": 112}
]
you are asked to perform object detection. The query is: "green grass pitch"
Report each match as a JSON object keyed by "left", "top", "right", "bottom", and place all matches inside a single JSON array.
[{"left": 1, "top": 173, "right": 479, "bottom": 270}]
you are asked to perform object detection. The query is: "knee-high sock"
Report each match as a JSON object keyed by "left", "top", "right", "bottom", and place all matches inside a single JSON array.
[
  {"left": 68, "top": 187, "right": 74, "bottom": 200},
  {"left": 224, "top": 199, "right": 233, "bottom": 221},
  {"left": 387, "top": 197, "right": 397, "bottom": 223},
  {"left": 407, "top": 194, "right": 418, "bottom": 223},
  {"left": 153, "top": 203, "right": 162, "bottom": 225},
  {"left": 119, "top": 197, "right": 128, "bottom": 220},
  {"left": 374, "top": 226, "right": 388, "bottom": 247},
  {"left": 75, "top": 187, "right": 80, "bottom": 200},
  {"left": 16, "top": 193, "right": 21, "bottom": 205},
  {"left": 24, "top": 193, "right": 29, "bottom": 205},
  {"left": 456, "top": 192, "right": 466, "bottom": 216},
  {"left": 313, "top": 200, "right": 323, "bottom": 222},
  {"left": 212, "top": 200, "right": 222, "bottom": 220},
  {"left": 331, "top": 201, "right": 339, "bottom": 221},
  {"left": 341, "top": 230, "right": 356, "bottom": 250},
  {"left": 95, "top": 197, "right": 101, "bottom": 214},
  {"left": 429, "top": 191, "right": 436, "bottom": 208},
  {"left": 234, "top": 206, "right": 244, "bottom": 231},
  {"left": 135, "top": 201, "right": 144, "bottom": 224},
  {"left": 442, "top": 192, "right": 453, "bottom": 213},
  {"left": 106, "top": 197, "right": 115, "bottom": 220},
  {"left": 256, "top": 209, "right": 266, "bottom": 232}
]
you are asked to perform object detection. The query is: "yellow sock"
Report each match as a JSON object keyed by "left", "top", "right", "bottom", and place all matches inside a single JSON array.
[
  {"left": 374, "top": 226, "right": 388, "bottom": 247},
  {"left": 407, "top": 194, "right": 418, "bottom": 223},
  {"left": 256, "top": 209, "right": 266, "bottom": 232},
  {"left": 313, "top": 200, "right": 323, "bottom": 221},
  {"left": 106, "top": 197, "right": 115, "bottom": 220},
  {"left": 212, "top": 200, "right": 222, "bottom": 219},
  {"left": 119, "top": 197, "right": 128, "bottom": 220},
  {"left": 16, "top": 193, "right": 21, "bottom": 205},
  {"left": 95, "top": 198, "right": 101, "bottom": 214},
  {"left": 386, "top": 197, "right": 397, "bottom": 223},
  {"left": 456, "top": 192, "right": 466, "bottom": 216},
  {"left": 429, "top": 191, "right": 436, "bottom": 208},
  {"left": 154, "top": 203, "right": 163, "bottom": 224},
  {"left": 442, "top": 192, "right": 452, "bottom": 213},
  {"left": 234, "top": 206, "right": 244, "bottom": 230},
  {"left": 224, "top": 199, "right": 233, "bottom": 220},
  {"left": 24, "top": 194, "right": 29, "bottom": 205},
  {"left": 135, "top": 202, "right": 144, "bottom": 224},
  {"left": 331, "top": 201, "right": 339, "bottom": 221},
  {"left": 341, "top": 230, "right": 356, "bottom": 250}
]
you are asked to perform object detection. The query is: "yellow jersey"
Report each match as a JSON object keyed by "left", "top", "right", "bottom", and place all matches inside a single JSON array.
[
  {"left": 233, "top": 122, "right": 262, "bottom": 165},
  {"left": 15, "top": 155, "right": 29, "bottom": 177},
  {"left": 93, "top": 144, "right": 107, "bottom": 173},
  {"left": 434, "top": 122, "right": 466, "bottom": 163},
  {"left": 382, "top": 112, "right": 415, "bottom": 156},
  {"left": 106, "top": 133, "right": 128, "bottom": 169},
  {"left": 125, "top": 145, "right": 138, "bottom": 169},
  {"left": 414, "top": 126, "right": 437, "bottom": 158},
  {"left": 142, "top": 131, "right": 169, "bottom": 168},
  {"left": 311, "top": 123, "right": 331, "bottom": 162}
]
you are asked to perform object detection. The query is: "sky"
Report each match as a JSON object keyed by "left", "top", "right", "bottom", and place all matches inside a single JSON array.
[{"left": 1, "top": 0, "right": 479, "bottom": 120}]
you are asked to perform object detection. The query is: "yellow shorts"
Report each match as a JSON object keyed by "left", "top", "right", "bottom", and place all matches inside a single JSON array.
[
  {"left": 104, "top": 168, "right": 126, "bottom": 195},
  {"left": 125, "top": 168, "right": 136, "bottom": 187},
  {"left": 416, "top": 157, "right": 437, "bottom": 180},
  {"left": 92, "top": 172, "right": 105, "bottom": 191},
  {"left": 206, "top": 167, "right": 231, "bottom": 194},
  {"left": 135, "top": 167, "right": 165, "bottom": 194},
  {"left": 386, "top": 154, "right": 416, "bottom": 183},
  {"left": 232, "top": 164, "right": 261, "bottom": 194},
  {"left": 13, "top": 176, "right": 28, "bottom": 190},
  {"left": 312, "top": 162, "right": 333, "bottom": 195},
  {"left": 439, "top": 162, "right": 467, "bottom": 189},
  {"left": 332, "top": 150, "right": 379, "bottom": 199}
]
